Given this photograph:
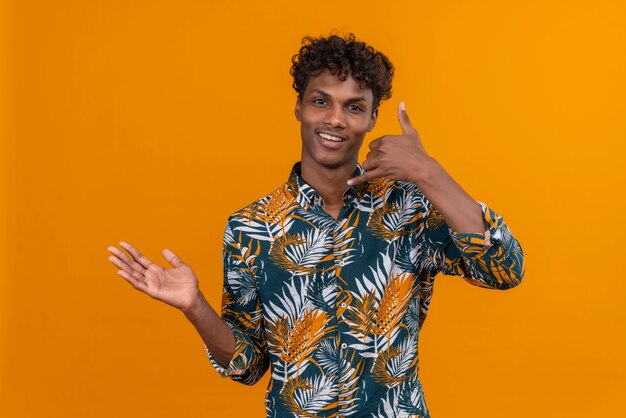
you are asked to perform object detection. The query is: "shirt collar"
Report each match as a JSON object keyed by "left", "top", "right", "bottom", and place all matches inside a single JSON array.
[{"left": 287, "top": 162, "right": 367, "bottom": 210}]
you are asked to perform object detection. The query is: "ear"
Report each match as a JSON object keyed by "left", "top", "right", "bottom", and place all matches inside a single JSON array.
[
  {"left": 294, "top": 98, "right": 302, "bottom": 121},
  {"left": 367, "top": 107, "right": 379, "bottom": 132}
]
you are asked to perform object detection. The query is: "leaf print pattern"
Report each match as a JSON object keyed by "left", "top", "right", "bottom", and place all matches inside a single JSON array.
[
  {"left": 282, "top": 309, "right": 333, "bottom": 369},
  {"left": 205, "top": 162, "right": 525, "bottom": 417},
  {"left": 371, "top": 273, "right": 415, "bottom": 341},
  {"left": 282, "top": 375, "right": 337, "bottom": 417},
  {"left": 269, "top": 229, "right": 332, "bottom": 276},
  {"left": 371, "top": 336, "right": 418, "bottom": 388},
  {"left": 367, "top": 191, "right": 421, "bottom": 242},
  {"left": 344, "top": 290, "right": 377, "bottom": 343}
]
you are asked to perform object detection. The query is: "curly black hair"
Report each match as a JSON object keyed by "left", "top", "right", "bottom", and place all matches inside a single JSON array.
[{"left": 290, "top": 33, "right": 394, "bottom": 113}]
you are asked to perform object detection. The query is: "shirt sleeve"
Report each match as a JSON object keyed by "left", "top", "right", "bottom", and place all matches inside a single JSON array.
[
  {"left": 422, "top": 200, "right": 525, "bottom": 289},
  {"left": 205, "top": 221, "right": 270, "bottom": 385}
]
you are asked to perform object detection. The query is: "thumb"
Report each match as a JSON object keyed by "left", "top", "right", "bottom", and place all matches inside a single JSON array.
[
  {"left": 162, "top": 248, "right": 184, "bottom": 268},
  {"left": 398, "top": 101, "right": 416, "bottom": 135}
]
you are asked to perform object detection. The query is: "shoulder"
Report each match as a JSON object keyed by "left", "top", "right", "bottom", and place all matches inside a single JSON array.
[{"left": 225, "top": 181, "right": 296, "bottom": 227}]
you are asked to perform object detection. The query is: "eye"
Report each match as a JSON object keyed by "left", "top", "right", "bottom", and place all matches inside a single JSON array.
[
  {"left": 313, "top": 98, "right": 327, "bottom": 105},
  {"left": 348, "top": 104, "right": 364, "bottom": 112}
]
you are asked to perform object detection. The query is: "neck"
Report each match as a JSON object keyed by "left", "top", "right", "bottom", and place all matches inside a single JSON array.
[{"left": 299, "top": 160, "right": 356, "bottom": 207}]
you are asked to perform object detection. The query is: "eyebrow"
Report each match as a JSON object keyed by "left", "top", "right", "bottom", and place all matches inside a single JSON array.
[{"left": 311, "top": 89, "right": 368, "bottom": 103}]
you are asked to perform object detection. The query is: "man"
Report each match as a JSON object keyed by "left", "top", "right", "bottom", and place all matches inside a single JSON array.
[{"left": 107, "top": 33, "right": 524, "bottom": 417}]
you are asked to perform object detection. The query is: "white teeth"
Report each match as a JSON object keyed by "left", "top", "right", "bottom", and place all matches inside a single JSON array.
[{"left": 319, "top": 132, "right": 344, "bottom": 142}]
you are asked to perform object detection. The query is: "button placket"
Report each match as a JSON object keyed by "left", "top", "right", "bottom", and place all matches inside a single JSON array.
[{"left": 331, "top": 217, "right": 351, "bottom": 412}]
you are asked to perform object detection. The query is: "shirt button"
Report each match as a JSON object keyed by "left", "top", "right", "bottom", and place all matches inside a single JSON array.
[
  {"left": 341, "top": 343, "right": 348, "bottom": 350},
  {"left": 338, "top": 260, "right": 345, "bottom": 267},
  {"left": 340, "top": 302, "right": 347, "bottom": 309}
]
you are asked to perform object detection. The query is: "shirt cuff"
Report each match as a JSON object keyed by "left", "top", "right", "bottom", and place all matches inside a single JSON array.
[
  {"left": 205, "top": 323, "right": 248, "bottom": 378},
  {"left": 448, "top": 201, "right": 504, "bottom": 257}
]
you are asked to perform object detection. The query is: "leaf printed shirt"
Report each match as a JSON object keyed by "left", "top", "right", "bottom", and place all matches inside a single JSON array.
[{"left": 206, "top": 162, "right": 525, "bottom": 418}]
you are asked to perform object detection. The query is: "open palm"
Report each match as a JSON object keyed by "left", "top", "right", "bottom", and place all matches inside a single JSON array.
[{"left": 107, "top": 241, "right": 199, "bottom": 313}]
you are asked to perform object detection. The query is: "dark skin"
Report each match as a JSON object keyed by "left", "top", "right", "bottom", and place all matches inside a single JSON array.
[
  {"left": 296, "top": 70, "right": 487, "bottom": 236},
  {"left": 106, "top": 70, "right": 489, "bottom": 370},
  {"left": 347, "top": 100, "right": 487, "bottom": 235},
  {"left": 295, "top": 70, "right": 377, "bottom": 218}
]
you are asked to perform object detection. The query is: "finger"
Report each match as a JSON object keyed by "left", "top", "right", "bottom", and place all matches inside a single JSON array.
[
  {"left": 347, "top": 168, "right": 383, "bottom": 186},
  {"left": 107, "top": 253, "right": 133, "bottom": 274},
  {"left": 362, "top": 154, "right": 380, "bottom": 172},
  {"left": 107, "top": 246, "right": 146, "bottom": 273},
  {"left": 398, "top": 101, "right": 417, "bottom": 136},
  {"left": 117, "top": 269, "right": 149, "bottom": 292},
  {"left": 365, "top": 149, "right": 382, "bottom": 161},
  {"left": 108, "top": 254, "right": 146, "bottom": 282},
  {"left": 119, "top": 241, "right": 154, "bottom": 269},
  {"left": 162, "top": 248, "right": 184, "bottom": 268},
  {"left": 368, "top": 137, "right": 383, "bottom": 150}
]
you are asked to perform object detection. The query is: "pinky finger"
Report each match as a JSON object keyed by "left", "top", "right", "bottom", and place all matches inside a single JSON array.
[
  {"left": 348, "top": 169, "right": 381, "bottom": 186},
  {"left": 118, "top": 270, "right": 148, "bottom": 291}
]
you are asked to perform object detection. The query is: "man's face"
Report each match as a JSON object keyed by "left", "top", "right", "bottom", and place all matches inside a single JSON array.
[{"left": 295, "top": 70, "right": 378, "bottom": 172}]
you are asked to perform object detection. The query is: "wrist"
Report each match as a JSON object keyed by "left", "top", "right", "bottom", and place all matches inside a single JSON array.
[
  {"left": 409, "top": 155, "right": 439, "bottom": 185},
  {"left": 181, "top": 291, "right": 209, "bottom": 322}
]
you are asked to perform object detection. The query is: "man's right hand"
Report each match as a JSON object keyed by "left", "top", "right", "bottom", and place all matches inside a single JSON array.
[{"left": 107, "top": 241, "right": 200, "bottom": 315}]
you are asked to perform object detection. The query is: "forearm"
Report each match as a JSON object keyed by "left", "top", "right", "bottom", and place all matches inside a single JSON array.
[
  {"left": 182, "top": 291, "right": 235, "bottom": 368},
  {"left": 413, "top": 158, "right": 485, "bottom": 234}
]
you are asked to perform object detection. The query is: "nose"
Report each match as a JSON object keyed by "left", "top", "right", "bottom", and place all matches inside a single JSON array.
[{"left": 324, "top": 104, "right": 346, "bottom": 129}]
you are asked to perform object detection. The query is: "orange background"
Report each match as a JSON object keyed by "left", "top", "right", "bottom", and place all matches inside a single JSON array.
[{"left": 2, "top": 1, "right": 625, "bottom": 417}]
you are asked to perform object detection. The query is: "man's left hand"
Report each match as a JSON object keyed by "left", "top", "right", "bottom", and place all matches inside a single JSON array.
[{"left": 348, "top": 102, "right": 435, "bottom": 186}]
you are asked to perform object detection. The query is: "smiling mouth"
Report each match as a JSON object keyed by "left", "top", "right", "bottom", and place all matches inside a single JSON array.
[{"left": 317, "top": 131, "right": 345, "bottom": 142}]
